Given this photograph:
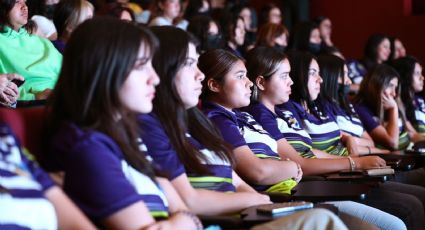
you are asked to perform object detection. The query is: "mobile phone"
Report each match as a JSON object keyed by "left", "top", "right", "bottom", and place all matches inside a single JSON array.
[
  {"left": 11, "top": 79, "right": 25, "bottom": 87},
  {"left": 256, "top": 201, "right": 314, "bottom": 215}
]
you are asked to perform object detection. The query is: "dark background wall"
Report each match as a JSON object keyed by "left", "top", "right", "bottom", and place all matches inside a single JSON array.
[{"left": 251, "top": 0, "right": 425, "bottom": 63}]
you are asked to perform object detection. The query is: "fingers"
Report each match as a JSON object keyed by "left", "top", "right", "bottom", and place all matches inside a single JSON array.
[
  {"left": 5, "top": 73, "right": 24, "bottom": 81},
  {"left": 0, "top": 92, "right": 13, "bottom": 104},
  {"left": 7, "top": 82, "right": 19, "bottom": 95}
]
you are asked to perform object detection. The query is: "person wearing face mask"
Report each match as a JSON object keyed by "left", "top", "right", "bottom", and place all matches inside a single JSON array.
[
  {"left": 288, "top": 21, "right": 322, "bottom": 56},
  {"left": 317, "top": 54, "right": 389, "bottom": 155},
  {"left": 255, "top": 23, "right": 288, "bottom": 53},
  {"left": 187, "top": 15, "right": 223, "bottom": 53}
]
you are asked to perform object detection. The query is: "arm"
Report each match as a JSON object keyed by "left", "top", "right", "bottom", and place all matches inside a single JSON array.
[
  {"left": 275, "top": 138, "right": 386, "bottom": 175},
  {"left": 170, "top": 173, "right": 270, "bottom": 216},
  {"left": 233, "top": 145, "right": 298, "bottom": 185},
  {"left": 360, "top": 131, "right": 375, "bottom": 147},
  {"left": 311, "top": 149, "right": 345, "bottom": 159},
  {"left": 104, "top": 178, "right": 198, "bottom": 230},
  {"left": 405, "top": 120, "right": 425, "bottom": 143},
  {"left": 369, "top": 115, "right": 399, "bottom": 150},
  {"left": 356, "top": 100, "right": 399, "bottom": 150},
  {"left": 44, "top": 186, "right": 97, "bottom": 230},
  {"left": 232, "top": 170, "right": 259, "bottom": 193}
]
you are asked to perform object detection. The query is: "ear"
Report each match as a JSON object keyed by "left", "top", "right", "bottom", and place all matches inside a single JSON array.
[
  {"left": 256, "top": 76, "right": 266, "bottom": 91},
  {"left": 158, "top": 1, "right": 164, "bottom": 10},
  {"left": 207, "top": 78, "right": 221, "bottom": 93}
]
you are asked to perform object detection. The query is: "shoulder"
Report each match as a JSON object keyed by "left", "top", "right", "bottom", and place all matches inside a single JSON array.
[{"left": 51, "top": 122, "right": 123, "bottom": 165}]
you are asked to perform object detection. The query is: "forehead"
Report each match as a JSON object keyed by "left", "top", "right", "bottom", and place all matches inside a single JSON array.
[
  {"left": 277, "top": 59, "right": 290, "bottom": 70},
  {"left": 380, "top": 38, "right": 390, "bottom": 46},
  {"left": 187, "top": 43, "right": 197, "bottom": 57},
  {"left": 138, "top": 42, "right": 150, "bottom": 57},
  {"left": 309, "top": 59, "right": 319, "bottom": 69},
  {"left": 229, "top": 60, "right": 246, "bottom": 73},
  {"left": 388, "top": 77, "right": 398, "bottom": 85}
]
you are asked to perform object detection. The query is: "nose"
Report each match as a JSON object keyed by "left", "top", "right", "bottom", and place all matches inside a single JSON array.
[
  {"left": 289, "top": 77, "right": 294, "bottom": 86},
  {"left": 196, "top": 66, "right": 205, "bottom": 82},
  {"left": 390, "top": 88, "right": 396, "bottom": 97},
  {"left": 247, "top": 77, "right": 253, "bottom": 87},
  {"left": 317, "top": 75, "right": 323, "bottom": 84},
  {"left": 149, "top": 67, "right": 160, "bottom": 86}
]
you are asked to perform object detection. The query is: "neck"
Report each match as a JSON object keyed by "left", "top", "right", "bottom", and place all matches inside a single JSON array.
[
  {"left": 227, "top": 41, "right": 237, "bottom": 50},
  {"left": 208, "top": 96, "right": 233, "bottom": 112},
  {"left": 259, "top": 96, "right": 276, "bottom": 114}
]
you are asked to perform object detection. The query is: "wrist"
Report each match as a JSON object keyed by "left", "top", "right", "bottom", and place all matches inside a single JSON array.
[
  {"left": 347, "top": 156, "right": 357, "bottom": 171},
  {"left": 173, "top": 210, "right": 203, "bottom": 230}
]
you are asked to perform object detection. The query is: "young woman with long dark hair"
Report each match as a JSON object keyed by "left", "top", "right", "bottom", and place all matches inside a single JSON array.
[
  {"left": 391, "top": 56, "right": 425, "bottom": 136},
  {"left": 199, "top": 48, "right": 419, "bottom": 230},
  {"left": 46, "top": 18, "right": 200, "bottom": 229}
]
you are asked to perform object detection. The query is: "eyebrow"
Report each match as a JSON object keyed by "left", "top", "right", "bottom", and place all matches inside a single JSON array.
[
  {"left": 235, "top": 70, "right": 246, "bottom": 74},
  {"left": 135, "top": 57, "right": 149, "bottom": 64},
  {"left": 185, "top": 57, "right": 197, "bottom": 61}
]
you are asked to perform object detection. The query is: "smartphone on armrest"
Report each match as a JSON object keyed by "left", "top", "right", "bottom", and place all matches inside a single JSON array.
[
  {"left": 256, "top": 201, "right": 314, "bottom": 215},
  {"left": 11, "top": 79, "right": 25, "bottom": 87}
]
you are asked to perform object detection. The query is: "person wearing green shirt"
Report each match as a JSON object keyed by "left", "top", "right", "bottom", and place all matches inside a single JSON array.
[{"left": 0, "top": 0, "right": 62, "bottom": 101}]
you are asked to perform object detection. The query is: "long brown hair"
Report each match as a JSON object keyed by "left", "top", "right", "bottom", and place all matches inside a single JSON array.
[
  {"left": 46, "top": 17, "right": 157, "bottom": 178},
  {"left": 151, "top": 26, "right": 233, "bottom": 175},
  {"left": 355, "top": 64, "right": 405, "bottom": 124}
]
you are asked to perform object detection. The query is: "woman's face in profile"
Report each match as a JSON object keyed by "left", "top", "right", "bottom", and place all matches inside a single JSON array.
[
  {"left": 119, "top": 45, "right": 160, "bottom": 113},
  {"left": 8, "top": 0, "right": 28, "bottom": 30}
]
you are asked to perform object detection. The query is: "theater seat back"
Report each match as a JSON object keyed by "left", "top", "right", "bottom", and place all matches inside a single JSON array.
[{"left": 0, "top": 107, "right": 47, "bottom": 159}]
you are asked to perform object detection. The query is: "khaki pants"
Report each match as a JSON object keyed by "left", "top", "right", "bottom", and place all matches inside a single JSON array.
[{"left": 251, "top": 208, "right": 350, "bottom": 230}]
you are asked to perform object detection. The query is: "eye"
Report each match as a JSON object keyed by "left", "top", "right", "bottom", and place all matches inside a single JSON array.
[
  {"left": 133, "top": 59, "right": 149, "bottom": 70},
  {"left": 280, "top": 73, "right": 290, "bottom": 79},
  {"left": 236, "top": 74, "right": 245, "bottom": 79},
  {"left": 184, "top": 58, "right": 196, "bottom": 67}
]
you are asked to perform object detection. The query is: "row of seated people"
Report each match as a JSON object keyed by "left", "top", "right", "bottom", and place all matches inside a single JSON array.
[
  {"left": 1, "top": 17, "right": 351, "bottom": 230},
  {"left": 2, "top": 17, "right": 425, "bottom": 229},
  {"left": 1, "top": 0, "right": 412, "bottom": 106}
]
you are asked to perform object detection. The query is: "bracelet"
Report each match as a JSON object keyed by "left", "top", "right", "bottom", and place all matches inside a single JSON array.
[
  {"left": 367, "top": 146, "right": 371, "bottom": 155},
  {"left": 173, "top": 210, "right": 203, "bottom": 230},
  {"left": 347, "top": 156, "right": 356, "bottom": 171}
]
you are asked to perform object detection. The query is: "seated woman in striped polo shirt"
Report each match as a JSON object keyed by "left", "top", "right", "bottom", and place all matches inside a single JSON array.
[
  {"left": 242, "top": 47, "right": 383, "bottom": 174},
  {"left": 279, "top": 51, "right": 362, "bottom": 156},
  {"left": 391, "top": 56, "right": 425, "bottom": 137},
  {"left": 0, "top": 123, "right": 95, "bottom": 229},
  {"left": 136, "top": 26, "right": 352, "bottom": 230},
  {"left": 353, "top": 64, "right": 425, "bottom": 150},
  {"left": 138, "top": 26, "right": 272, "bottom": 216},
  {"left": 46, "top": 18, "right": 201, "bottom": 229},
  {"left": 198, "top": 48, "right": 419, "bottom": 230},
  {"left": 317, "top": 54, "right": 389, "bottom": 155}
]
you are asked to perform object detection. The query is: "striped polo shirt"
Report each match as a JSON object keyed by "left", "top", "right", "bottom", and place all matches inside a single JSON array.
[
  {"left": 49, "top": 122, "right": 169, "bottom": 220},
  {"left": 203, "top": 102, "right": 296, "bottom": 193},
  {"left": 414, "top": 96, "right": 425, "bottom": 136},
  {"left": 243, "top": 101, "right": 316, "bottom": 158},
  {"left": 0, "top": 123, "right": 57, "bottom": 230},
  {"left": 354, "top": 102, "right": 410, "bottom": 150},
  {"left": 322, "top": 100, "right": 365, "bottom": 138},
  {"left": 138, "top": 113, "right": 235, "bottom": 193},
  {"left": 280, "top": 100, "right": 348, "bottom": 156}
]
